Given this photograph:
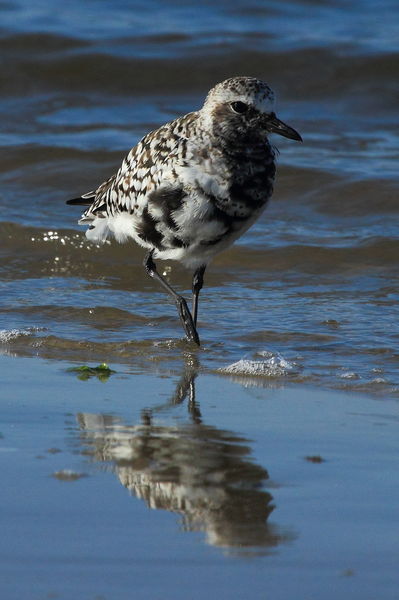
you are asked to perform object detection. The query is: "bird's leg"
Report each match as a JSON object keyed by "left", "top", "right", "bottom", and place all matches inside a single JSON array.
[
  {"left": 191, "top": 265, "right": 206, "bottom": 327},
  {"left": 143, "top": 250, "right": 200, "bottom": 346}
]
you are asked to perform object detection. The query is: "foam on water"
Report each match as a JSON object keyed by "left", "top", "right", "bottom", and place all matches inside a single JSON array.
[{"left": 219, "top": 351, "right": 295, "bottom": 378}]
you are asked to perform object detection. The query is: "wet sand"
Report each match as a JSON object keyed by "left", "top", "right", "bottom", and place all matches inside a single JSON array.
[{"left": 1, "top": 354, "right": 399, "bottom": 599}]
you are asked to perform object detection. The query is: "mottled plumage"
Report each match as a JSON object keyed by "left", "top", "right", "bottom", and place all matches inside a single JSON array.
[{"left": 67, "top": 76, "right": 302, "bottom": 344}]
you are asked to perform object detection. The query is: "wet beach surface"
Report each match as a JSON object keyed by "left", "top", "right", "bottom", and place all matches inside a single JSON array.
[{"left": 1, "top": 1, "right": 399, "bottom": 598}]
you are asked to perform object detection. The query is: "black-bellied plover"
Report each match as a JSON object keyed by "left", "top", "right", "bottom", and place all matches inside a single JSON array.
[{"left": 67, "top": 76, "right": 302, "bottom": 345}]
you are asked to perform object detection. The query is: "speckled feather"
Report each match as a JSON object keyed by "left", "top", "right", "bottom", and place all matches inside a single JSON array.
[{"left": 72, "top": 77, "right": 295, "bottom": 269}]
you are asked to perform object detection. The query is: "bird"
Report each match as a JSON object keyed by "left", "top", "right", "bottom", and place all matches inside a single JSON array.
[{"left": 67, "top": 76, "right": 302, "bottom": 346}]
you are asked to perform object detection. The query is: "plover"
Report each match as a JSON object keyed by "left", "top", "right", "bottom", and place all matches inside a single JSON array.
[{"left": 67, "top": 76, "right": 302, "bottom": 345}]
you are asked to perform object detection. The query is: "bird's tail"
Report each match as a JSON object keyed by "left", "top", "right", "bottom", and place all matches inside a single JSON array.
[{"left": 66, "top": 191, "right": 96, "bottom": 206}]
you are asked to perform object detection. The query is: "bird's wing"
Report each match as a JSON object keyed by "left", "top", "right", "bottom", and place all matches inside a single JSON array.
[{"left": 67, "top": 112, "right": 198, "bottom": 223}]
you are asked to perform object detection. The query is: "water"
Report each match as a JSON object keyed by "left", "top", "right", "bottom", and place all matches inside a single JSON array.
[
  {"left": 2, "top": 356, "right": 399, "bottom": 600},
  {"left": 1, "top": 0, "right": 399, "bottom": 598}
]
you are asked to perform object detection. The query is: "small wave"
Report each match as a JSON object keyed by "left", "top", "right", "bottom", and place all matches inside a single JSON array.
[
  {"left": 219, "top": 351, "right": 295, "bottom": 378},
  {"left": 339, "top": 371, "right": 360, "bottom": 380},
  {"left": 0, "top": 328, "right": 36, "bottom": 343}
]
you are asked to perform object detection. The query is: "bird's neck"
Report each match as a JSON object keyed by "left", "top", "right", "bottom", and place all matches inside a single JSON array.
[{"left": 217, "top": 134, "right": 274, "bottom": 162}]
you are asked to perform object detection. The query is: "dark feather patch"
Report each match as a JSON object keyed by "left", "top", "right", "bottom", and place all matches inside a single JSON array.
[
  {"left": 149, "top": 186, "right": 186, "bottom": 230},
  {"left": 136, "top": 206, "right": 165, "bottom": 250},
  {"left": 170, "top": 236, "right": 188, "bottom": 248},
  {"left": 149, "top": 186, "right": 185, "bottom": 211},
  {"left": 206, "top": 193, "right": 247, "bottom": 228}
]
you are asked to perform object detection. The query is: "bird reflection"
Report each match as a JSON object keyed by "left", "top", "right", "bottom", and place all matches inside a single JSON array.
[{"left": 76, "top": 356, "right": 290, "bottom": 554}]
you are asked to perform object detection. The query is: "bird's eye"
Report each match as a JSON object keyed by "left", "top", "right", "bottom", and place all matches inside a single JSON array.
[{"left": 230, "top": 101, "right": 248, "bottom": 114}]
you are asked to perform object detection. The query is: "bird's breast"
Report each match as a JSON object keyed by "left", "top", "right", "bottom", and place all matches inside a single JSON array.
[{"left": 180, "top": 147, "right": 276, "bottom": 220}]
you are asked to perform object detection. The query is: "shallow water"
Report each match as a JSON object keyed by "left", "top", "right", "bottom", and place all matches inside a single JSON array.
[
  {"left": 1, "top": 0, "right": 399, "bottom": 598},
  {"left": 2, "top": 356, "right": 399, "bottom": 600}
]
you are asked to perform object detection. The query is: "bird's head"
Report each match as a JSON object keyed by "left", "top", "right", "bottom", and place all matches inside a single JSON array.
[{"left": 200, "top": 76, "right": 302, "bottom": 145}]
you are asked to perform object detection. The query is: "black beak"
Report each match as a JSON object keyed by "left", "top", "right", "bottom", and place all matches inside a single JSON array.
[{"left": 267, "top": 113, "right": 302, "bottom": 142}]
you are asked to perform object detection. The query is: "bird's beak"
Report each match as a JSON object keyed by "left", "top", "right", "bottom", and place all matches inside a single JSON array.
[{"left": 266, "top": 114, "right": 302, "bottom": 142}]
